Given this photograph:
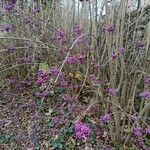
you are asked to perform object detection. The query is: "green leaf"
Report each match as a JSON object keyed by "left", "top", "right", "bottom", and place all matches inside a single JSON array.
[
  {"left": 146, "top": 139, "right": 150, "bottom": 146},
  {"left": 39, "top": 62, "right": 49, "bottom": 71}
]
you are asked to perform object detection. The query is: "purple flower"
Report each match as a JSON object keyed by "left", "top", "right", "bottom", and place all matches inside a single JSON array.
[
  {"left": 4, "top": 1, "right": 16, "bottom": 12},
  {"left": 56, "top": 31, "right": 65, "bottom": 40},
  {"left": 145, "top": 77, "right": 150, "bottom": 85},
  {"left": 28, "top": 43, "right": 33, "bottom": 49},
  {"left": 145, "top": 128, "right": 150, "bottom": 135},
  {"left": 35, "top": 91, "right": 49, "bottom": 97},
  {"left": 108, "top": 88, "right": 117, "bottom": 96},
  {"left": 89, "top": 75, "right": 98, "bottom": 84},
  {"left": 133, "top": 127, "right": 143, "bottom": 138},
  {"left": 59, "top": 80, "right": 68, "bottom": 88},
  {"left": 75, "top": 122, "right": 90, "bottom": 140},
  {"left": 8, "top": 46, "right": 15, "bottom": 53},
  {"left": 73, "top": 25, "right": 82, "bottom": 37},
  {"left": 10, "top": 0, "right": 17, "bottom": 4},
  {"left": 119, "top": 47, "right": 126, "bottom": 55},
  {"left": 40, "top": 72, "right": 49, "bottom": 80},
  {"left": 32, "top": 7, "right": 41, "bottom": 14},
  {"left": 41, "top": 91, "right": 49, "bottom": 97},
  {"left": 105, "top": 145, "right": 111, "bottom": 150},
  {"left": 35, "top": 78, "right": 45, "bottom": 86},
  {"left": 111, "top": 51, "right": 117, "bottom": 60},
  {"left": 52, "top": 116, "right": 61, "bottom": 124},
  {"left": 136, "top": 139, "right": 146, "bottom": 149},
  {"left": 139, "top": 91, "right": 150, "bottom": 99},
  {"left": 26, "top": 142, "right": 34, "bottom": 150},
  {"left": 107, "top": 25, "right": 115, "bottom": 33},
  {"left": 101, "top": 113, "right": 111, "bottom": 123},
  {"left": 50, "top": 67, "right": 59, "bottom": 77},
  {"left": 26, "top": 55, "right": 33, "bottom": 63},
  {"left": 49, "top": 128, "right": 58, "bottom": 135},
  {"left": 1, "top": 24, "right": 15, "bottom": 32},
  {"left": 66, "top": 56, "right": 77, "bottom": 65},
  {"left": 137, "top": 42, "right": 145, "bottom": 48},
  {"left": 76, "top": 54, "right": 86, "bottom": 64},
  {"left": 28, "top": 100, "right": 36, "bottom": 109}
]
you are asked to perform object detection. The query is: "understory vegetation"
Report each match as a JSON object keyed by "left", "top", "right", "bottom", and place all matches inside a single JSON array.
[{"left": 0, "top": 0, "right": 150, "bottom": 149}]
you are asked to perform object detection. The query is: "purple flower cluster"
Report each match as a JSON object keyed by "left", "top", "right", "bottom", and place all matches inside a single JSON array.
[
  {"left": 145, "top": 77, "right": 150, "bottom": 85},
  {"left": 66, "top": 54, "right": 86, "bottom": 65},
  {"left": 8, "top": 45, "right": 16, "bottom": 53},
  {"left": 133, "top": 127, "right": 143, "bottom": 138},
  {"left": 76, "top": 54, "right": 86, "bottom": 64},
  {"left": 0, "top": 24, "right": 15, "bottom": 32},
  {"left": 50, "top": 67, "right": 59, "bottom": 77},
  {"left": 105, "top": 145, "right": 111, "bottom": 150},
  {"left": 56, "top": 30, "right": 67, "bottom": 44},
  {"left": 35, "top": 91, "right": 49, "bottom": 97},
  {"left": 111, "top": 51, "right": 117, "bottom": 60},
  {"left": 51, "top": 116, "right": 61, "bottom": 124},
  {"left": 133, "top": 127, "right": 147, "bottom": 149},
  {"left": 32, "top": 7, "right": 41, "bottom": 14},
  {"left": 106, "top": 24, "right": 115, "bottom": 33},
  {"left": 119, "top": 47, "right": 126, "bottom": 55},
  {"left": 10, "top": 0, "right": 17, "bottom": 4},
  {"left": 73, "top": 25, "right": 82, "bottom": 37},
  {"left": 36, "top": 70, "right": 49, "bottom": 86},
  {"left": 4, "top": 0, "right": 17, "bottom": 12},
  {"left": 25, "top": 55, "right": 33, "bottom": 63},
  {"left": 108, "top": 88, "right": 117, "bottom": 97},
  {"left": 67, "top": 56, "right": 77, "bottom": 64},
  {"left": 137, "top": 42, "right": 145, "bottom": 48},
  {"left": 89, "top": 75, "right": 98, "bottom": 84},
  {"left": 59, "top": 80, "right": 68, "bottom": 88},
  {"left": 101, "top": 113, "right": 111, "bottom": 123},
  {"left": 139, "top": 91, "right": 150, "bottom": 100},
  {"left": 75, "top": 122, "right": 91, "bottom": 140},
  {"left": 56, "top": 31, "right": 65, "bottom": 40},
  {"left": 145, "top": 127, "right": 150, "bottom": 135}
]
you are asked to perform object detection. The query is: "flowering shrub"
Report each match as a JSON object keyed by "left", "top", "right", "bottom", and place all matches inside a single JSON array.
[{"left": 0, "top": 0, "right": 150, "bottom": 149}]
